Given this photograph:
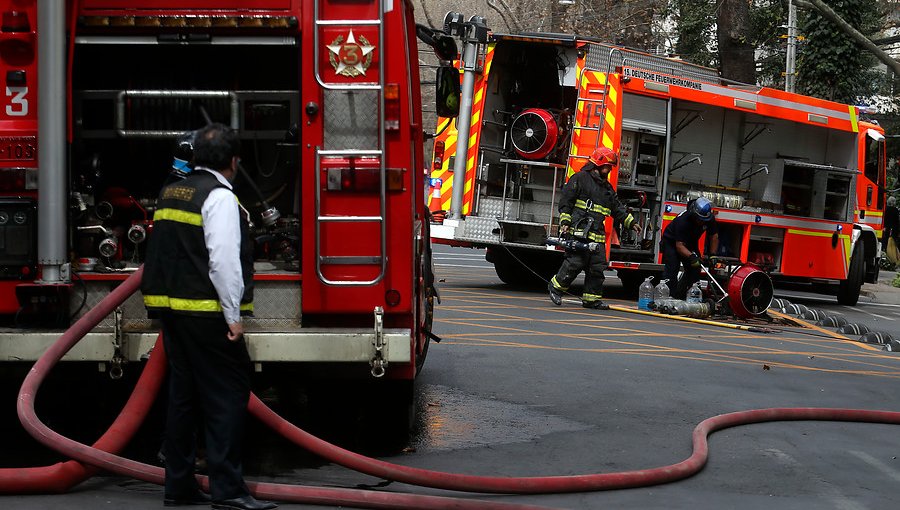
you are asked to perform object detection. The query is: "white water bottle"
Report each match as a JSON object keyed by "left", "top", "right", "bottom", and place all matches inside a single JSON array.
[
  {"left": 687, "top": 282, "right": 702, "bottom": 304},
  {"left": 654, "top": 279, "right": 670, "bottom": 301},
  {"left": 638, "top": 277, "right": 654, "bottom": 311}
]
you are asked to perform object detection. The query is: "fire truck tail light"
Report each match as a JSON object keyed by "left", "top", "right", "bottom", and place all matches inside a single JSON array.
[
  {"left": 432, "top": 141, "right": 445, "bottom": 170},
  {"left": 326, "top": 167, "right": 404, "bottom": 192},
  {"left": 384, "top": 83, "right": 400, "bottom": 131},
  {"left": 2, "top": 11, "right": 30, "bottom": 33}
]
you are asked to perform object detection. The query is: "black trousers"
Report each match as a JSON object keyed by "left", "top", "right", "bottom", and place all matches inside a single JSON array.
[
  {"left": 161, "top": 312, "right": 251, "bottom": 501},
  {"left": 661, "top": 240, "right": 700, "bottom": 300},
  {"left": 550, "top": 243, "right": 608, "bottom": 303}
]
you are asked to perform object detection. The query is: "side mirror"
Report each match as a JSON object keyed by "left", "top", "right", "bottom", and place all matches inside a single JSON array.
[
  {"left": 415, "top": 24, "right": 458, "bottom": 62},
  {"left": 435, "top": 65, "right": 461, "bottom": 118}
]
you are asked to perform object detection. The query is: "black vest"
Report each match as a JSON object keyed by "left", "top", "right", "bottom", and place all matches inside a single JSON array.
[{"left": 142, "top": 170, "right": 254, "bottom": 317}]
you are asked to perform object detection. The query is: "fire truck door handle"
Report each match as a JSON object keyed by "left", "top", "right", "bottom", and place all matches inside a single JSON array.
[{"left": 867, "top": 185, "right": 873, "bottom": 206}]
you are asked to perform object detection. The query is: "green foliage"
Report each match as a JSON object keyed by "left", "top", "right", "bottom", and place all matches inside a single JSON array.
[
  {"left": 671, "top": 0, "right": 717, "bottom": 67},
  {"left": 796, "top": 0, "right": 881, "bottom": 103},
  {"left": 750, "top": 0, "right": 787, "bottom": 88}
]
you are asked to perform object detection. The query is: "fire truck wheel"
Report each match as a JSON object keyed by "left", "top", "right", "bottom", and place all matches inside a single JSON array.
[
  {"left": 491, "top": 247, "right": 559, "bottom": 288},
  {"left": 416, "top": 294, "right": 434, "bottom": 375},
  {"left": 837, "top": 242, "right": 864, "bottom": 306}
]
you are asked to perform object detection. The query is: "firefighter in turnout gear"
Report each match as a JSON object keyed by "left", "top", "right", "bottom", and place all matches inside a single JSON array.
[
  {"left": 660, "top": 196, "right": 719, "bottom": 301},
  {"left": 548, "top": 147, "right": 641, "bottom": 309}
]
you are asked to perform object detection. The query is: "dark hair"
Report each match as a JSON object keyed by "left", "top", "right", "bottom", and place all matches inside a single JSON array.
[{"left": 192, "top": 123, "right": 240, "bottom": 171}]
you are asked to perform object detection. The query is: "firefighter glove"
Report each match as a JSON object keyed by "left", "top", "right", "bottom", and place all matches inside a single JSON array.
[
  {"left": 704, "top": 255, "right": 719, "bottom": 267},
  {"left": 631, "top": 222, "right": 642, "bottom": 233},
  {"left": 688, "top": 252, "right": 701, "bottom": 268},
  {"left": 559, "top": 224, "right": 570, "bottom": 235}
]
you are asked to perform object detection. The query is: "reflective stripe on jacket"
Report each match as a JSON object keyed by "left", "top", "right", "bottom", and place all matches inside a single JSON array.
[
  {"left": 142, "top": 171, "right": 254, "bottom": 317},
  {"left": 558, "top": 167, "right": 634, "bottom": 241}
]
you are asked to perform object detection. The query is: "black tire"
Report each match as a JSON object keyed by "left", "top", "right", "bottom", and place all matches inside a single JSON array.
[
  {"left": 415, "top": 293, "right": 433, "bottom": 374},
  {"left": 492, "top": 247, "right": 562, "bottom": 288},
  {"left": 837, "top": 242, "right": 864, "bottom": 306}
]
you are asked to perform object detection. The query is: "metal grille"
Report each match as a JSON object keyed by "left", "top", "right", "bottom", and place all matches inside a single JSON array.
[
  {"left": 245, "top": 280, "right": 302, "bottom": 331},
  {"left": 324, "top": 89, "right": 379, "bottom": 150},
  {"left": 585, "top": 43, "right": 721, "bottom": 84},
  {"left": 71, "top": 278, "right": 302, "bottom": 333},
  {"left": 459, "top": 216, "right": 501, "bottom": 242},
  {"left": 478, "top": 196, "right": 517, "bottom": 219},
  {"left": 70, "top": 279, "right": 151, "bottom": 332}
]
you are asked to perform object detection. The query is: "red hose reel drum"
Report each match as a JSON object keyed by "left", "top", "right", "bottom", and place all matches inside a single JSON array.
[
  {"left": 727, "top": 264, "right": 773, "bottom": 318},
  {"left": 510, "top": 108, "right": 559, "bottom": 160}
]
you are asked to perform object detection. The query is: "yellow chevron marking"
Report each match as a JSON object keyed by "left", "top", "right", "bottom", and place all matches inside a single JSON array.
[
  {"left": 608, "top": 84, "right": 617, "bottom": 105},
  {"left": 602, "top": 132, "right": 613, "bottom": 149},
  {"left": 604, "top": 109, "right": 616, "bottom": 131}
]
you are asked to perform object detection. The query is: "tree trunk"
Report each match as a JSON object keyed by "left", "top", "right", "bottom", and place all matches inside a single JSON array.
[{"left": 716, "top": 0, "right": 756, "bottom": 83}]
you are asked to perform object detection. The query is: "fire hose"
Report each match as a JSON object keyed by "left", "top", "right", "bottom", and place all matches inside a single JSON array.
[{"left": 13, "top": 267, "right": 900, "bottom": 505}]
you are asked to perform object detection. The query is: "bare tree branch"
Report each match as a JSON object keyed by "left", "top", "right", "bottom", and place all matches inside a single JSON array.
[
  {"left": 486, "top": 0, "right": 515, "bottom": 32},
  {"left": 494, "top": 0, "right": 523, "bottom": 32},
  {"left": 417, "top": 0, "right": 438, "bottom": 30},
  {"left": 796, "top": 0, "right": 900, "bottom": 76}
]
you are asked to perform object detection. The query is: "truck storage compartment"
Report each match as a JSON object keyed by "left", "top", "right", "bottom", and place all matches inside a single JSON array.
[{"left": 748, "top": 225, "right": 783, "bottom": 271}]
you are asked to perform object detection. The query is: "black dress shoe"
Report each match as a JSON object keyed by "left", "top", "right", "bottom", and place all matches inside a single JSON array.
[
  {"left": 212, "top": 495, "right": 278, "bottom": 510},
  {"left": 164, "top": 490, "right": 212, "bottom": 506}
]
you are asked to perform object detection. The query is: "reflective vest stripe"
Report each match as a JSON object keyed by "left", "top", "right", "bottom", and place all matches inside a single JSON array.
[
  {"left": 574, "top": 199, "right": 611, "bottom": 215},
  {"left": 583, "top": 292, "right": 603, "bottom": 301},
  {"left": 573, "top": 230, "right": 605, "bottom": 242},
  {"left": 153, "top": 208, "right": 203, "bottom": 226},
  {"left": 559, "top": 212, "right": 572, "bottom": 223},
  {"left": 144, "top": 294, "right": 254, "bottom": 313}
]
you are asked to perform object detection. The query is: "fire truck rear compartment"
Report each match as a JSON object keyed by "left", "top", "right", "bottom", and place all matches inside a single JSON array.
[
  {"left": 1, "top": 40, "right": 385, "bottom": 364},
  {"left": 71, "top": 42, "right": 301, "bottom": 263}
]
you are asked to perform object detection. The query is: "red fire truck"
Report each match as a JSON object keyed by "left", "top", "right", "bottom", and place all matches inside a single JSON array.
[
  {"left": 429, "top": 31, "right": 887, "bottom": 306},
  {"left": 0, "top": 0, "right": 437, "bottom": 430}
]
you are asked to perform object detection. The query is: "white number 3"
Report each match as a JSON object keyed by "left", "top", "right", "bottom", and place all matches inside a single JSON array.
[{"left": 6, "top": 86, "right": 28, "bottom": 116}]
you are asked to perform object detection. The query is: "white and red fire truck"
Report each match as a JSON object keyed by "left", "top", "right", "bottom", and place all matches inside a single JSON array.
[
  {"left": 429, "top": 31, "right": 887, "bottom": 306},
  {"left": 0, "top": 0, "right": 437, "bottom": 427}
]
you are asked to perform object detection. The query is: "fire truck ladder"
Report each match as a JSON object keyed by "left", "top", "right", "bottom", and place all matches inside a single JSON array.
[
  {"left": 570, "top": 47, "right": 623, "bottom": 169},
  {"left": 312, "top": 0, "right": 387, "bottom": 286}
]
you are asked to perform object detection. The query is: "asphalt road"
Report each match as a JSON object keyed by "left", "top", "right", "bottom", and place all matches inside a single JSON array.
[{"left": 3, "top": 244, "right": 900, "bottom": 509}]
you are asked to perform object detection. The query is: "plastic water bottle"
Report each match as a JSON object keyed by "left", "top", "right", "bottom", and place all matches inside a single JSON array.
[
  {"left": 654, "top": 279, "right": 670, "bottom": 302},
  {"left": 687, "top": 282, "right": 702, "bottom": 304},
  {"left": 638, "top": 276, "right": 654, "bottom": 311}
]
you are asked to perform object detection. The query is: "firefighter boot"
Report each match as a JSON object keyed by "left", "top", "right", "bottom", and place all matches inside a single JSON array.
[
  {"left": 548, "top": 282, "right": 562, "bottom": 306},
  {"left": 582, "top": 299, "right": 609, "bottom": 310}
]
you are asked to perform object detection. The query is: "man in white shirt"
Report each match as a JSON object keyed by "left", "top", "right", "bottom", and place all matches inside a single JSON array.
[{"left": 142, "top": 123, "right": 275, "bottom": 510}]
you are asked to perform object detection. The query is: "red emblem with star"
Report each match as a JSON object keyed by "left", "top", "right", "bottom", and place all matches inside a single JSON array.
[{"left": 327, "top": 30, "right": 376, "bottom": 77}]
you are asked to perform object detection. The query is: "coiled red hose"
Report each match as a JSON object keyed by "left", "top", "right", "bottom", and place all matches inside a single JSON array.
[
  {"left": 14, "top": 268, "right": 547, "bottom": 510},
  {"left": 14, "top": 267, "right": 900, "bottom": 505},
  {"left": 0, "top": 332, "right": 165, "bottom": 493}
]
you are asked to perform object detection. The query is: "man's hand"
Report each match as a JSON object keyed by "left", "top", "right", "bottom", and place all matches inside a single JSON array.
[
  {"left": 631, "top": 222, "right": 642, "bottom": 233},
  {"left": 687, "top": 252, "right": 701, "bottom": 268},
  {"left": 227, "top": 321, "right": 244, "bottom": 342},
  {"left": 559, "top": 224, "right": 569, "bottom": 235}
]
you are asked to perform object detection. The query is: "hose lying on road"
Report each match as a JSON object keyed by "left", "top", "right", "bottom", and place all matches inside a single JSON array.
[
  {"left": 14, "top": 268, "right": 548, "bottom": 510},
  {"left": 13, "top": 267, "right": 900, "bottom": 505},
  {"left": 0, "top": 332, "right": 165, "bottom": 494}
]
